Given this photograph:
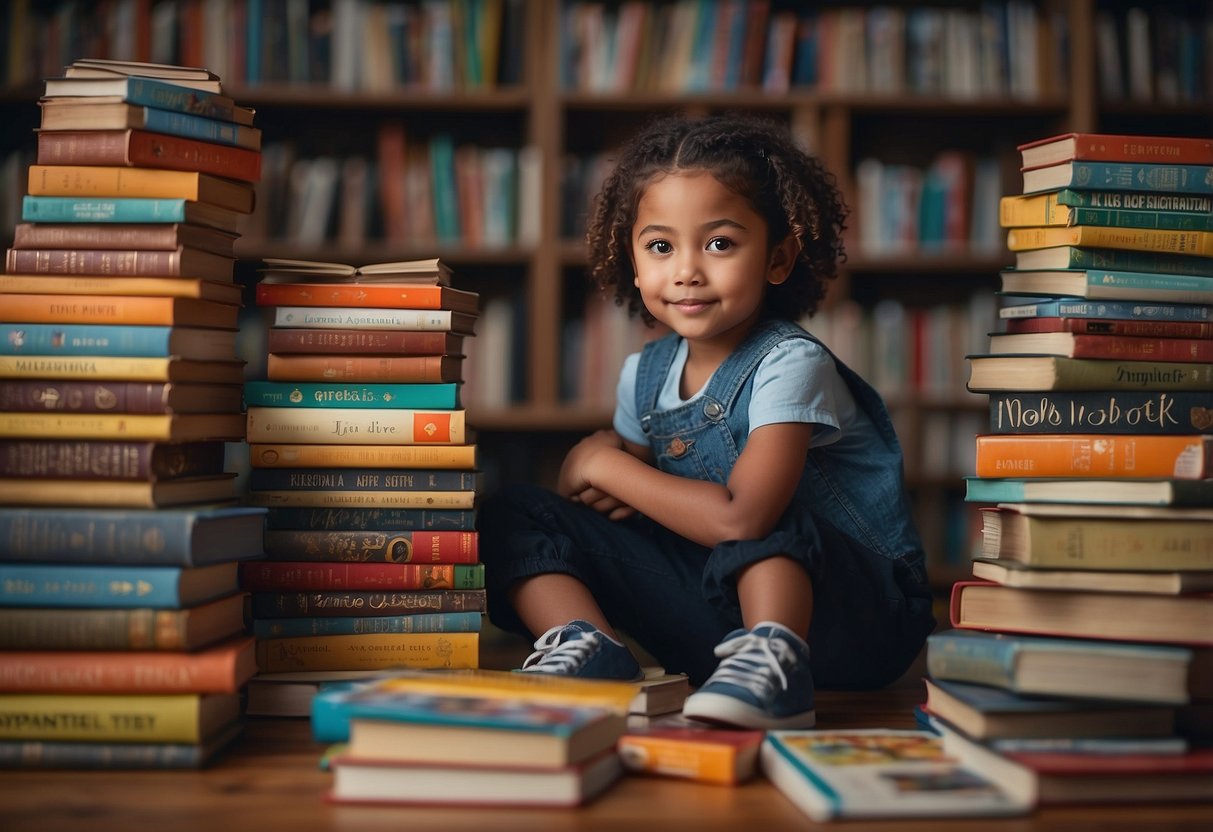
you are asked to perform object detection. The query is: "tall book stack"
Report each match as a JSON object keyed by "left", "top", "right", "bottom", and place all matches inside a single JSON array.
[
  {"left": 0, "top": 59, "right": 266, "bottom": 768},
  {"left": 240, "top": 257, "right": 483, "bottom": 691},
  {"left": 928, "top": 132, "right": 1213, "bottom": 806}
]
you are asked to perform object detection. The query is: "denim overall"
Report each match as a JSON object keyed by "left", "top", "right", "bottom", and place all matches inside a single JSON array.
[{"left": 480, "top": 319, "right": 935, "bottom": 687}]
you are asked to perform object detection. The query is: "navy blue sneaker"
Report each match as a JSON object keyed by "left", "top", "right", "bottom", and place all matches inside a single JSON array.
[
  {"left": 518, "top": 620, "right": 644, "bottom": 681},
  {"left": 681, "top": 621, "right": 816, "bottom": 729}
]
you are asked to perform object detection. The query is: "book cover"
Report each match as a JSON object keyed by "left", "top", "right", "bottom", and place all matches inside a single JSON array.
[
  {"left": 0, "top": 692, "right": 240, "bottom": 743},
  {"left": 0, "top": 722, "right": 243, "bottom": 769},
  {"left": 257, "top": 257, "right": 451, "bottom": 285},
  {"left": 5, "top": 246, "right": 236, "bottom": 282},
  {"left": 0, "top": 323, "right": 238, "bottom": 361},
  {"left": 264, "top": 328, "right": 463, "bottom": 356},
  {"left": 0, "top": 593, "right": 247, "bottom": 651},
  {"left": 262, "top": 507, "right": 477, "bottom": 531},
  {"left": 987, "top": 390, "right": 1213, "bottom": 435},
  {"left": 247, "top": 468, "right": 479, "bottom": 493},
  {"left": 253, "top": 631, "right": 479, "bottom": 672},
  {"left": 980, "top": 503, "right": 1213, "bottom": 570},
  {"left": 271, "top": 306, "right": 478, "bottom": 334},
  {"left": 238, "top": 562, "right": 485, "bottom": 592},
  {"left": 245, "top": 407, "right": 467, "bottom": 445},
  {"left": 0, "top": 473, "right": 238, "bottom": 508},
  {"left": 1000, "top": 194, "right": 1213, "bottom": 231},
  {"left": 0, "top": 412, "right": 246, "bottom": 443},
  {"left": 262, "top": 529, "right": 478, "bottom": 563},
  {"left": 1012, "top": 245, "right": 1213, "bottom": 276},
  {"left": 11, "top": 221, "right": 239, "bottom": 256},
  {"left": 618, "top": 717, "right": 762, "bottom": 785},
  {"left": 248, "top": 489, "right": 476, "bottom": 510},
  {"left": 0, "top": 504, "right": 266, "bottom": 565},
  {"left": 0, "top": 275, "right": 242, "bottom": 304},
  {"left": 973, "top": 433, "right": 1213, "bottom": 479},
  {"left": 997, "top": 298, "right": 1213, "bottom": 322},
  {"left": 42, "top": 74, "right": 255, "bottom": 124},
  {"left": 27, "top": 165, "right": 255, "bottom": 213},
  {"left": 997, "top": 268, "right": 1213, "bottom": 304},
  {"left": 987, "top": 331, "right": 1213, "bottom": 362},
  {"left": 36, "top": 129, "right": 262, "bottom": 182},
  {"left": 1002, "top": 316, "right": 1213, "bottom": 339},
  {"left": 21, "top": 195, "right": 242, "bottom": 233},
  {"left": 0, "top": 439, "right": 227, "bottom": 481},
  {"left": 1006, "top": 225, "right": 1213, "bottom": 257},
  {"left": 949, "top": 580, "right": 1213, "bottom": 645},
  {"left": 0, "top": 380, "right": 243, "bottom": 415},
  {"left": 760, "top": 729, "right": 1030, "bottom": 820},
  {"left": 252, "top": 611, "right": 483, "bottom": 640},
  {"left": 2, "top": 355, "right": 247, "bottom": 385},
  {"left": 264, "top": 353, "right": 463, "bottom": 384},
  {"left": 249, "top": 443, "right": 477, "bottom": 470},
  {"left": 0, "top": 636, "right": 257, "bottom": 694},
  {"left": 255, "top": 282, "right": 479, "bottom": 314},
  {"left": 249, "top": 589, "right": 487, "bottom": 619},
  {"left": 243, "top": 381, "right": 460, "bottom": 410},
  {"left": 926, "top": 629, "right": 1196, "bottom": 705},
  {"left": 964, "top": 476, "right": 1213, "bottom": 507},
  {"left": 1017, "top": 133, "right": 1213, "bottom": 169},
  {"left": 965, "top": 355, "right": 1213, "bottom": 392},
  {"left": 38, "top": 100, "right": 261, "bottom": 150},
  {"left": 1021, "top": 160, "right": 1213, "bottom": 195},
  {"left": 0, "top": 294, "right": 239, "bottom": 329},
  {"left": 0, "top": 563, "right": 240, "bottom": 608},
  {"left": 969, "top": 557, "right": 1213, "bottom": 596}
]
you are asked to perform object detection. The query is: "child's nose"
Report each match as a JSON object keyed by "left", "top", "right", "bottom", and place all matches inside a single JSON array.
[{"left": 674, "top": 258, "right": 703, "bottom": 285}]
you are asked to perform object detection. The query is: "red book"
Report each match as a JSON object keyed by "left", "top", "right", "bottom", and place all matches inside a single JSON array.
[
  {"left": 1003, "top": 746, "right": 1213, "bottom": 805},
  {"left": 987, "top": 331, "right": 1213, "bottom": 363},
  {"left": 238, "top": 561, "right": 485, "bottom": 592},
  {"left": 255, "top": 282, "right": 480, "bottom": 315},
  {"left": 36, "top": 129, "right": 261, "bottom": 182},
  {"left": 1019, "top": 133, "right": 1213, "bottom": 170},
  {"left": 265, "top": 328, "right": 464, "bottom": 355},
  {"left": 262, "top": 529, "right": 479, "bottom": 563},
  {"left": 1003, "top": 316, "right": 1213, "bottom": 339},
  {"left": 266, "top": 354, "right": 463, "bottom": 383}
]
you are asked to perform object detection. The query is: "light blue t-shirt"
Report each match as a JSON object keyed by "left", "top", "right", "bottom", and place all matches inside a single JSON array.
[{"left": 613, "top": 337, "right": 856, "bottom": 448}]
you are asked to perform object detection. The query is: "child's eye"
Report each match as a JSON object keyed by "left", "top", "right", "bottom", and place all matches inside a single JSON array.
[
  {"left": 706, "top": 237, "right": 733, "bottom": 252},
  {"left": 644, "top": 240, "right": 672, "bottom": 254}
]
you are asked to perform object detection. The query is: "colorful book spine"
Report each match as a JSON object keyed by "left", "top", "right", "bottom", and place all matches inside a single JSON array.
[
  {"left": 262, "top": 530, "right": 479, "bottom": 563},
  {"left": 1032, "top": 161, "right": 1213, "bottom": 194},
  {"left": 262, "top": 507, "right": 477, "bottom": 531},
  {"left": 0, "top": 276, "right": 242, "bottom": 304},
  {"left": 252, "top": 612, "right": 483, "bottom": 639},
  {"left": 264, "top": 329, "right": 462, "bottom": 355},
  {"left": 248, "top": 468, "right": 478, "bottom": 492},
  {"left": 272, "top": 307, "right": 469, "bottom": 330},
  {"left": 0, "top": 732, "right": 239, "bottom": 769},
  {"left": 974, "top": 433, "right": 1212, "bottom": 479},
  {"left": 1006, "top": 225, "right": 1213, "bottom": 256},
  {"left": 998, "top": 299, "right": 1213, "bottom": 322},
  {"left": 965, "top": 356, "right": 1213, "bottom": 392},
  {"left": 265, "top": 354, "right": 462, "bottom": 384},
  {"left": 36, "top": 130, "right": 262, "bottom": 182},
  {"left": 0, "top": 693, "right": 235, "bottom": 742},
  {"left": 1015, "top": 246, "right": 1213, "bottom": 275},
  {"left": 253, "top": 632, "right": 480, "bottom": 672},
  {"left": 239, "top": 562, "right": 485, "bottom": 592},
  {"left": 45, "top": 76, "right": 250, "bottom": 122},
  {"left": 0, "top": 380, "right": 240, "bottom": 414},
  {"left": 243, "top": 381, "right": 460, "bottom": 410},
  {"left": 59, "top": 105, "right": 262, "bottom": 149},
  {"left": 22, "top": 196, "right": 229, "bottom": 226},
  {"left": 0, "top": 412, "right": 245, "bottom": 442},
  {"left": 0, "top": 295, "right": 238, "bottom": 328},
  {"left": 0, "top": 323, "right": 230, "bottom": 358},
  {"left": 1001, "top": 194, "right": 1213, "bottom": 230},
  {"left": 255, "top": 283, "right": 472, "bottom": 310},
  {"left": 1002, "top": 317, "right": 1213, "bottom": 339},
  {"left": 249, "top": 490, "right": 476, "bottom": 510},
  {"left": 249, "top": 589, "right": 487, "bottom": 617},
  {"left": 989, "top": 333, "right": 1213, "bottom": 362},
  {"left": 0, "top": 440, "right": 226, "bottom": 480},
  {"left": 0, "top": 563, "right": 233, "bottom": 608},
  {"left": 987, "top": 391, "right": 1213, "bottom": 435},
  {"left": 245, "top": 407, "right": 467, "bottom": 445},
  {"left": 1054, "top": 189, "right": 1213, "bottom": 212},
  {"left": 27, "top": 165, "right": 255, "bottom": 214},
  {"left": 249, "top": 444, "right": 477, "bottom": 469},
  {"left": 5, "top": 247, "right": 234, "bottom": 279},
  {"left": 999, "top": 269, "right": 1213, "bottom": 302}
]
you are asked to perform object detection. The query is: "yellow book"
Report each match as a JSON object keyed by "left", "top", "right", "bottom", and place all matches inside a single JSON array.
[
  {"left": 27, "top": 165, "right": 255, "bottom": 213},
  {"left": 1006, "top": 225, "right": 1213, "bottom": 256},
  {"left": 0, "top": 356, "right": 245, "bottom": 384},
  {"left": 0, "top": 412, "right": 245, "bottom": 442},
  {"left": 247, "top": 490, "right": 476, "bottom": 509},
  {"left": 245, "top": 407, "right": 468, "bottom": 445},
  {"left": 249, "top": 443, "right": 477, "bottom": 469},
  {"left": 0, "top": 692, "right": 240, "bottom": 742},
  {"left": 0, "top": 275, "right": 242, "bottom": 304},
  {"left": 254, "top": 632, "right": 480, "bottom": 673},
  {"left": 999, "top": 192, "right": 1074, "bottom": 227},
  {"left": 0, "top": 475, "right": 238, "bottom": 508}
]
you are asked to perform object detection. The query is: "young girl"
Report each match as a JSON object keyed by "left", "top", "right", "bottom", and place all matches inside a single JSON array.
[{"left": 479, "top": 113, "right": 935, "bottom": 729}]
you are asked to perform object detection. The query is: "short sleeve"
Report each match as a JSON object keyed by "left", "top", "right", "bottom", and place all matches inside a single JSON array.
[
  {"left": 612, "top": 352, "right": 647, "bottom": 446},
  {"left": 749, "top": 339, "right": 851, "bottom": 447}
]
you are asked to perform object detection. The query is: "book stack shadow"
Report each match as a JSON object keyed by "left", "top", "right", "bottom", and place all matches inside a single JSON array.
[
  {"left": 239, "top": 257, "right": 486, "bottom": 712},
  {"left": 926, "top": 131, "right": 1213, "bottom": 807},
  {"left": 0, "top": 58, "right": 267, "bottom": 768}
]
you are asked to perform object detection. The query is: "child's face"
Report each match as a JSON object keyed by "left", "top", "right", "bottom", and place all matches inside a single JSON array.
[{"left": 631, "top": 171, "right": 791, "bottom": 351}]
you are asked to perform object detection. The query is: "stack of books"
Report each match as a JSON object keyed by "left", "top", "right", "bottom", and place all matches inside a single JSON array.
[
  {"left": 311, "top": 669, "right": 639, "bottom": 807},
  {"left": 0, "top": 58, "right": 265, "bottom": 767},
  {"left": 933, "top": 131, "right": 1213, "bottom": 805},
  {"left": 240, "top": 257, "right": 483, "bottom": 679}
]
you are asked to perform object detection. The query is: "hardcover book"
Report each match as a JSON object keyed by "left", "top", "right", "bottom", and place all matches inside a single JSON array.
[
  {"left": 264, "top": 328, "right": 463, "bottom": 356},
  {"left": 272, "top": 306, "right": 477, "bottom": 334},
  {"left": 0, "top": 563, "right": 240, "bottom": 608},
  {"left": 5, "top": 245, "right": 236, "bottom": 282},
  {"left": 254, "top": 631, "right": 479, "bottom": 672},
  {"left": 63, "top": 58, "right": 221, "bottom": 91},
  {"left": 38, "top": 99, "right": 262, "bottom": 150},
  {"left": 1001, "top": 316, "right": 1213, "bottom": 339},
  {"left": 618, "top": 716, "right": 762, "bottom": 785},
  {"left": 1005, "top": 225, "right": 1213, "bottom": 257},
  {"left": 243, "top": 381, "right": 460, "bottom": 410},
  {"left": 262, "top": 529, "right": 478, "bottom": 563},
  {"left": 27, "top": 165, "right": 255, "bottom": 213},
  {"left": 249, "top": 444, "right": 477, "bottom": 470},
  {"left": 257, "top": 257, "right": 451, "bottom": 285},
  {"left": 0, "top": 275, "right": 242, "bottom": 304},
  {"left": 36, "top": 129, "right": 261, "bottom": 182},
  {"left": 1017, "top": 133, "right": 1213, "bottom": 169},
  {"left": 0, "top": 692, "right": 240, "bottom": 743},
  {"left": 0, "top": 473, "right": 239, "bottom": 508},
  {"left": 11, "top": 221, "right": 239, "bottom": 256},
  {"left": 986, "top": 331, "right": 1213, "bottom": 363},
  {"left": 969, "top": 557, "right": 1213, "bottom": 596},
  {"left": 261, "top": 507, "right": 477, "bottom": 531},
  {"left": 22, "top": 195, "right": 242, "bottom": 233},
  {"left": 0, "top": 412, "right": 246, "bottom": 443},
  {"left": 926, "top": 629, "right": 1201, "bottom": 705},
  {"left": 248, "top": 490, "right": 475, "bottom": 510},
  {"left": 252, "top": 611, "right": 483, "bottom": 641},
  {"left": 997, "top": 268, "right": 1213, "bottom": 304},
  {"left": 0, "top": 722, "right": 243, "bottom": 769},
  {"left": 238, "top": 562, "right": 485, "bottom": 592},
  {"left": 0, "top": 356, "right": 244, "bottom": 384},
  {"left": 264, "top": 353, "right": 463, "bottom": 384},
  {"left": 0, "top": 294, "right": 239, "bottom": 329},
  {"left": 249, "top": 588, "right": 487, "bottom": 618},
  {"left": 964, "top": 476, "right": 1213, "bottom": 507},
  {"left": 0, "top": 440, "right": 228, "bottom": 481},
  {"left": 0, "top": 323, "right": 238, "bottom": 361},
  {"left": 1021, "top": 161, "right": 1213, "bottom": 195},
  {"left": 972, "top": 433, "right": 1213, "bottom": 479},
  {"left": 247, "top": 468, "right": 479, "bottom": 493},
  {"left": 999, "top": 195, "right": 1213, "bottom": 231},
  {"left": 42, "top": 74, "right": 255, "bottom": 124},
  {"left": 0, "top": 380, "right": 243, "bottom": 415},
  {"left": 998, "top": 299, "right": 1213, "bottom": 322},
  {"left": 245, "top": 407, "right": 468, "bottom": 445},
  {"left": 255, "top": 282, "right": 479, "bottom": 314},
  {"left": 986, "top": 390, "right": 1213, "bottom": 435},
  {"left": 965, "top": 355, "right": 1213, "bottom": 392},
  {"left": 1012, "top": 245, "right": 1213, "bottom": 275},
  {"left": 760, "top": 729, "right": 1030, "bottom": 821}
]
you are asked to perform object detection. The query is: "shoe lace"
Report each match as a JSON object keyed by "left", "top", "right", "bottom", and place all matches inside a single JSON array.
[
  {"left": 520, "top": 625, "right": 599, "bottom": 674},
  {"left": 708, "top": 631, "right": 795, "bottom": 699}
]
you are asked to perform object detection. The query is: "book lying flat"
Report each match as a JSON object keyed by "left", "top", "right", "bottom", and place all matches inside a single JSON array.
[{"left": 258, "top": 257, "right": 451, "bottom": 285}]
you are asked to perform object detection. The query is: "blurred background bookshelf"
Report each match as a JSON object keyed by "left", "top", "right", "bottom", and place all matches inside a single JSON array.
[{"left": 1, "top": 0, "right": 1210, "bottom": 593}]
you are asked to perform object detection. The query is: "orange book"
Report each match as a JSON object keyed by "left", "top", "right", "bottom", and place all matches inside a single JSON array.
[
  {"left": 1, "top": 293, "right": 238, "bottom": 328},
  {"left": 0, "top": 275, "right": 242, "bottom": 304},
  {"left": 618, "top": 722, "right": 763, "bottom": 785},
  {"left": 27, "top": 164, "right": 255, "bottom": 213},
  {"left": 0, "top": 636, "right": 256, "bottom": 694},
  {"left": 36, "top": 129, "right": 262, "bottom": 182},
  {"left": 974, "top": 433, "right": 1213, "bottom": 479},
  {"left": 266, "top": 354, "right": 463, "bottom": 383},
  {"left": 1019, "top": 133, "right": 1213, "bottom": 170},
  {"left": 255, "top": 282, "right": 480, "bottom": 314}
]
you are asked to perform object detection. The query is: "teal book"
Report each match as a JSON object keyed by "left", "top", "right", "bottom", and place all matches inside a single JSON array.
[
  {"left": 44, "top": 75, "right": 254, "bottom": 125},
  {"left": 999, "top": 268, "right": 1213, "bottom": 304},
  {"left": 263, "top": 507, "right": 476, "bottom": 531},
  {"left": 926, "top": 629, "right": 1196, "bottom": 705},
  {"left": 1060, "top": 206, "right": 1213, "bottom": 232},
  {"left": 20, "top": 196, "right": 241, "bottom": 232},
  {"left": 1052, "top": 188, "right": 1213, "bottom": 213},
  {"left": 429, "top": 133, "right": 460, "bottom": 243},
  {"left": 0, "top": 562, "right": 241, "bottom": 608},
  {"left": 1014, "top": 245, "right": 1213, "bottom": 275},
  {"left": 964, "top": 477, "right": 1213, "bottom": 506},
  {"left": 252, "top": 611, "right": 483, "bottom": 639},
  {"left": 0, "top": 323, "right": 236, "bottom": 359},
  {"left": 1024, "top": 160, "right": 1213, "bottom": 194},
  {"left": 0, "top": 505, "right": 267, "bottom": 565},
  {"left": 998, "top": 298, "right": 1212, "bottom": 321},
  {"left": 243, "top": 381, "right": 459, "bottom": 409}
]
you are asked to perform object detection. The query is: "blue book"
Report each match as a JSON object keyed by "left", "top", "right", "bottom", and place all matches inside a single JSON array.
[
  {"left": 243, "top": 381, "right": 459, "bottom": 409},
  {"left": 0, "top": 323, "right": 236, "bottom": 360},
  {"left": 999, "top": 298, "right": 1212, "bottom": 321},
  {"left": 253, "top": 611, "right": 482, "bottom": 639},
  {"left": 248, "top": 468, "right": 479, "bottom": 493},
  {"left": 43, "top": 101, "right": 260, "bottom": 150},
  {"left": 0, "top": 506, "right": 267, "bottom": 565},
  {"left": 0, "top": 563, "right": 241, "bottom": 608},
  {"left": 999, "top": 269, "right": 1213, "bottom": 304},
  {"left": 44, "top": 75, "right": 254, "bottom": 125},
  {"left": 264, "top": 507, "right": 476, "bottom": 531},
  {"left": 21, "top": 196, "right": 241, "bottom": 232},
  {"left": 1024, "top": 160, "right": 1213, "bottom": 194},
  {"left": 964, "top": 476, "right": 1213, "bottom": 507}
]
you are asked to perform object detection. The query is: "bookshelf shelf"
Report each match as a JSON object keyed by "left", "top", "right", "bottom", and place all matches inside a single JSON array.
[{"left": 226, "top": 84, "right": 534, "bottom": 111}]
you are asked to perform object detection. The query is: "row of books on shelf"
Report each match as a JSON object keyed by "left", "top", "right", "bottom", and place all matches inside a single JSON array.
[
  {"left": 1094, "top": 5, "right": 1213, "bottom": 104},
  {"left": 4, "top": 0, "right": 527, "bottom": 92}
]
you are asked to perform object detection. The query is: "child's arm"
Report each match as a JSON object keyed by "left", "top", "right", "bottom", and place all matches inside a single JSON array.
[{"left": 561, "top": 422, "right": 811, "bottom": 547}]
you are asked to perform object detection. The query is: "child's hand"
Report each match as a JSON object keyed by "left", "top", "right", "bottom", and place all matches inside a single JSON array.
[{"left": 558, "top": 430, "right": 630, "bottom": 513}]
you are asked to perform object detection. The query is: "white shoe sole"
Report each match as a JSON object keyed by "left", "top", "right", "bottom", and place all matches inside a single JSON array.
[{"left": 682, "top": 691, "right": 817, "bottom": 730}]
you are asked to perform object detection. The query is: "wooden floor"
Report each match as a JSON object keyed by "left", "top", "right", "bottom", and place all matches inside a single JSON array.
[{"left": 2, "top": 632, "right": 1212, "bottom": 831}]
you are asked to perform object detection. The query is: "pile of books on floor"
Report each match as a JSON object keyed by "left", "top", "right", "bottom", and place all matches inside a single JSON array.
[
  {"left": 932, "top": 131, "right": 1213, "bottom": 806},
  {"left": 239, "top": 257, "right": 484, "bottom": 695},
  {"left": 0, "top": 58, "right": 265, "bottom": 768}
]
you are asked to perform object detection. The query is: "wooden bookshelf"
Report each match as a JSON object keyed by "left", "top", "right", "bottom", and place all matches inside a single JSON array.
[{"left": 1, "top": 0, "right": 1211, "bottom": 581}]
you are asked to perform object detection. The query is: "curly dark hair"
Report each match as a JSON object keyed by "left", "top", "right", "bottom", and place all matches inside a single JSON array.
[{"left": 585, "top": 112, "right": 849, "bottom": 324}]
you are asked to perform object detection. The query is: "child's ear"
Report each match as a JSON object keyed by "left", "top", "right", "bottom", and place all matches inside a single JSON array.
[{"left": 767, "top": 234, "right": 800, "bottom": 285}]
